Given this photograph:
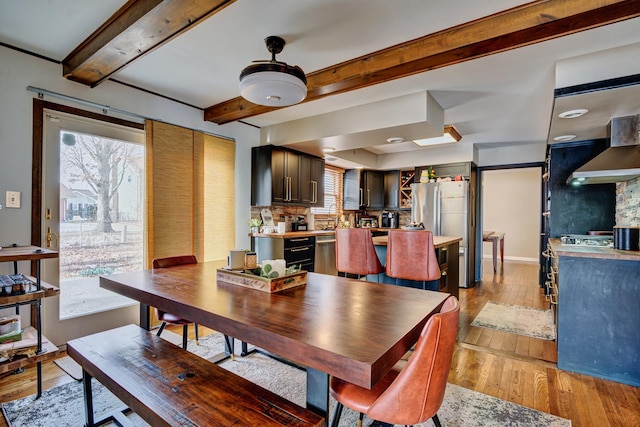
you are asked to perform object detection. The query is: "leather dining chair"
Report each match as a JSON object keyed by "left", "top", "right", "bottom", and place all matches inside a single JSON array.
[
  {"left": 152, "top": 255, "right": 200, "bottom": 349},
  {"left": 330, "top": 295, "right": 460, "bottom": 427},
  {"left": 386, "top": 229, "right": 441, "bottom": 289},
  {"left": 335, "top": 228, "right": 385, "bottom": 281}
]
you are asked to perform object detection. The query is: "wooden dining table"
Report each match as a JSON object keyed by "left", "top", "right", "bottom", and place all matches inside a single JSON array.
[{"left": 99, "top": 260, "right": 449, "bottom": 425}]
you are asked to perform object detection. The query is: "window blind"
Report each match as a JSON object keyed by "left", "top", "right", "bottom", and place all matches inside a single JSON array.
[{"left": 312, "top": 165, "right": 344, "bottom": 218}]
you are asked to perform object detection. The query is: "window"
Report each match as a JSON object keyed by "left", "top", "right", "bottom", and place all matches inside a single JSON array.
[{"left": 312, "top": 165, "right": 343, "bottom": 219}]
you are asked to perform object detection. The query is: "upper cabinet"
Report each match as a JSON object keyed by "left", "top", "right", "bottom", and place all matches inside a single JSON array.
[
  {"left": 252, "top": 145, "right": 325, "bottom": 207},
  {"left": 343, "top": 170, "right": 384, "bottom": 210},
  {"left": 300, "top": 155, "right": 325, "bottom": 206},
  {"left": 383, "top": 171, "right": 399, "bottom": 209}
]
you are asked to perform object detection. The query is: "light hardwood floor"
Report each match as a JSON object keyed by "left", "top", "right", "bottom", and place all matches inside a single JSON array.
[{"left": 0, "top": 260, "right": 639, "bottom": 426}]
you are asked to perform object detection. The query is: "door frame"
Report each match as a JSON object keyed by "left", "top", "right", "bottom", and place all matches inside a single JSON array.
[
  {"left": 474, "top": 162, "right": 544, "bottom": 282},
  {"left": 30, "top": 99, "right": 145, "bottom": 339}
]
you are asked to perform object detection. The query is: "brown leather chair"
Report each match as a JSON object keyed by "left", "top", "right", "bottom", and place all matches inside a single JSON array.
[
  {"left": 335, "top": 228, "right": 385, "bottom": 281},
  {"left": 152, "top": 255, "right": 200, "bottom": 349},
  {"left": 330, "top": 296, "right": 459, "bottom": 427},
  {"left": 386, "top": 229, "right": 441, "bottom": 289}
]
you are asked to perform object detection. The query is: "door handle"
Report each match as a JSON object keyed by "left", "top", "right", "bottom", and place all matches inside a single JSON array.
[{"left": 46, "top": 227, "right": 59, "bottom": 249}]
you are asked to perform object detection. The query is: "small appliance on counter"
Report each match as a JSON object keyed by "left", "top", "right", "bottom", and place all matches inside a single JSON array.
[
  {"left": 359, "top": 215, "right": 378, "bottom": 228},
  {"left": 291, "top": 221, "right": 308, "bottom": 231},
  {"left": 613, "top": 226, "right": 640, "bottom": 251},
  {"left": 380, "top": 211, "right": 399, "bottom": 228}
]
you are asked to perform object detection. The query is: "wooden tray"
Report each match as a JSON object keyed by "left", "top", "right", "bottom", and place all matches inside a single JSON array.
[{"left": 216, "top": 268, "right": 307, "bottom": 293}]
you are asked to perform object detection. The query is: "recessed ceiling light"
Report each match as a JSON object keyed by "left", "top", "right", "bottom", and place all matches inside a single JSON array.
[
  {"left": 322, "top": 147, "right": 335, "bottom": 153},
  {"left": 325, "top": 156, "right": 338, "bottom": 161},
  {"left": 413, "top": 125, "right": 462, "bottom": 147},
  {"left": 553, "top": 134, "right": 577, "bottom": 142},
  {"left": 386, "top": 137, "right": 404, "bottom": 144},
  {"left": 558, "top": 109, "right": 588, "bottom": 119}
]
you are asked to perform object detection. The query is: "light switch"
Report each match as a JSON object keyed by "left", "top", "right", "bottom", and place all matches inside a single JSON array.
[{"left": 6, "top": 191, "right": 21, "bottom": 208}]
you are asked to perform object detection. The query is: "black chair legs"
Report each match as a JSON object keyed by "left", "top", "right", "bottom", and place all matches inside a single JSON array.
[
  {"left": 330, "top": 402, "right": 343, "bottom": 427},
  {"left": 432, "top": 414, "right": 442, "bottom": 427}
]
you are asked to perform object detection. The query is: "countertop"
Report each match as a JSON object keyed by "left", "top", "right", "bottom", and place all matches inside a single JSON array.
[
  {"left": 372, "top": 235, "right": 462, "bottom": 249},
  {"left": 251, "top": 227, "right": 401, "bottom": 239},
  {"left": 252, "top": 230, "right": 336, "bottom": 239},
  {"left": 549, "top": 238, "right": 640, "bottom": 261}
]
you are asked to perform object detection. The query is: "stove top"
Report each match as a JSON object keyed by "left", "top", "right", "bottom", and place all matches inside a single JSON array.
[{"left": 560, "top": 234, "right": 613, "bottom": 247}]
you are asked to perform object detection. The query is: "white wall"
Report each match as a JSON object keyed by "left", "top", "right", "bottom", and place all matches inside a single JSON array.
[{"left": 482, "top": 167, "right": 541, "bottom": 262}]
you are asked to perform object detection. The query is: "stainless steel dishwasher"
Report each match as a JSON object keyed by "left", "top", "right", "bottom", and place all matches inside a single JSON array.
[{"left": 314, "top": 234, "right": 337, "bottom": 275}]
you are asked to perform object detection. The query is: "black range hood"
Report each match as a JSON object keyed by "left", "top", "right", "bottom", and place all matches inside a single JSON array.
[{"left": 567, "top": 115, "right": 640, "bottom": 185}]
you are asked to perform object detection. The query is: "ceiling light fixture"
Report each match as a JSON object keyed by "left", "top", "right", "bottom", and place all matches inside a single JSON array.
[
  {"left": 413, "top": 125, "right": 462, "bottom": 147},
  {"left": 553, "top": 134, "right": 577, "bottom": 142},
  {"left": 386, "top": 137, "right": 404, "bottom": 144},
  {"left": 322, "top": 147, "right": 336, "bottom": 153},
  {"left": 558, "top": 109, "right": 589, "bottom": 119},
  {"left": 239, "top": 36, "right": 307, "bottom": 107}
]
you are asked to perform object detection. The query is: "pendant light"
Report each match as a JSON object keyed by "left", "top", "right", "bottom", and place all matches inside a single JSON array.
[{"left": 239, "top": 36, "right": 307, "bottom": 107}]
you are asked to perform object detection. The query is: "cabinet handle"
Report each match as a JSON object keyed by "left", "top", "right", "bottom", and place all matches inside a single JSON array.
[
  {"left": 290, "top": 247, "right": 309, "bottom": 253},
  {"left": 287, "top": 177, "right": 292, "bottom": 201},
  {"left": 359, "top": 188, "right": 363, "bottom": 206},
  {"left": 441, "top": 271, "right": 447, "bottom": 276},
  {"left": 367, "top": 189, "right": 370, "bottom": 207},
  {"left": 311, "top": 181, "right": 317, "bottom": 203},
  {"left": 289, "top": 238, "right": 310, "bottom": 242}
]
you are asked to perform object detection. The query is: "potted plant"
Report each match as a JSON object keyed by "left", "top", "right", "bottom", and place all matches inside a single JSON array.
[{"left": 248, "top": 218, "right": 262, "bottom": 234}]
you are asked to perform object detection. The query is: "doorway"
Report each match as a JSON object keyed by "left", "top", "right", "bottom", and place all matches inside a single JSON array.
[{"left": 35, "top": 103, "right": 145, "bottom": 345}]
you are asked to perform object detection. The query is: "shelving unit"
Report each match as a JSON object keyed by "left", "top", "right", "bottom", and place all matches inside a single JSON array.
[
  {"left": 399, "top": 169, "right": 415, "bottom": 209},
  {"left": 0, "top": 245, "right": 59, "bottom": 398}
]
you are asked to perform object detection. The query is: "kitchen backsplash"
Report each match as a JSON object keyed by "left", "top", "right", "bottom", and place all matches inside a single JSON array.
[
  {"left": 249, "top": 206, "right": 412, "bottom": 230},
  {"left": 616, "top": 176, "right": 640, "bottom": 226}
]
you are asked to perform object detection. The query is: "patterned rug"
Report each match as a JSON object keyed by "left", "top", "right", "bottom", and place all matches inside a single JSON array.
[
  {"left": 2, "top": 333, "right": 570, "bottom": 426},
  {"left": 471, "top": 301, "right": 556, "bottom": 340}
]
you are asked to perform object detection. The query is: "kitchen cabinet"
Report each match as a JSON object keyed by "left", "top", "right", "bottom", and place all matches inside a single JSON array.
[
  {"left": 383, "top": 171, "right": 399, "bottom": 209},
  {"left": 399, "top": 169, "right": 415, "bottom": 209},
  {"left": 251, "top": 145, "right": 325, "bottom": 207},
  {"left": 300, "top": 155, "right": 325, "bottom": 206},
  {"left": 343, "top": 169, "right": 384, "bottom": 210},
  {"left": 253, "top": 236, "right": 316, "bottom": 272},
  {"left": 0, "top": 245, "right": 59, "bottom": 398},
  {"left": 416, "top": 162, "right": 472, "bottom": 180}
]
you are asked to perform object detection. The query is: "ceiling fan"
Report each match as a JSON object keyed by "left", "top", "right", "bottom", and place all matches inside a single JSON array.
[{"left": 239, "top": 36, "right": 307, "bottom": 107}]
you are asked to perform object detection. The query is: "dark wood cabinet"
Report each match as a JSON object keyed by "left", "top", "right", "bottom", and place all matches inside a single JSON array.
[
  {"left": 343, "top": 169, "right": 384, "bottom": 210},
  {"left": 271, "top": 149, "right": 300, "bottom": 204},
  {"left": 300, "top": 155, "right": 325, "bottom": 206},
  {"left": 383, "top": 170, "right": 399, "bottom": 209},
  {"left": 252, "top": 146, "right": 324, "bottom": 207}
]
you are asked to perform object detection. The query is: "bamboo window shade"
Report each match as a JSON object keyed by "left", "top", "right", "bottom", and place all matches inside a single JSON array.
[{"left": 145, "top": 120, "right": 235, "bottom": 267}]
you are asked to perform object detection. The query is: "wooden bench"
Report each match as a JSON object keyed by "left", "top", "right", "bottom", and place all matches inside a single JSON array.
[
  {"left": 483, "top": 231, "right": 505, "bottom": 272},
  {"left": 66, "top": 324, "right": 324, "bottom": 427}
]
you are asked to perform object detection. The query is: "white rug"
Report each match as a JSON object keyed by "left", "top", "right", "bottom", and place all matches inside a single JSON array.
[
  {"left": 2, "top": 332, "right": 570, "bottom": 427},
  {"left": 471, "top": 301, "right": 556, "bottom": 340}
]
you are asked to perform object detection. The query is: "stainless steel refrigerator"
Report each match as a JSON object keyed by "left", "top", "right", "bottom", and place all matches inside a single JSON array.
[{"left": 411, "top": 181, "right": 470, "bottom": 287}]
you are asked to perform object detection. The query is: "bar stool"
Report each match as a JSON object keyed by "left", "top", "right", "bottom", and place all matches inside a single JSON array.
[
  {"left": 335, "top": 228, "right": 384, "bottom": 281},
  {"left": 386, "top": 229, "right": 441, "bottom": 289}
]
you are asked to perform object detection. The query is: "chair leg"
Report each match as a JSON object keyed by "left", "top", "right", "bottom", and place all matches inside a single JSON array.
[
  {"left": 330, "top": 402, "right": 343, "bottom": 427},
  {"left": 182, "top": 324, "right": 188, "bottom": 349},
  {"left": 224, "top": 335, "right": 235, "bottom": 360},
  {"left": 156, "top": 321, "right": 167, "bottom": 337},
  {"left": 194, "top": 323, "right": 199, "bottom": 345},
  {"left": 357, "top": 412, "right": 364, "bottom": 427},
  {"left": 432, "top": 414, "right": 442, "bottom": 427}
]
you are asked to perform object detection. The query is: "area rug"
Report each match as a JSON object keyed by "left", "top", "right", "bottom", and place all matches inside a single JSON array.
[
  {"left": 471, "top": 301, "right": 556, "bottom": 340},
  {"left": 2, "top": 338, "right": 570, "bottom": 427}
]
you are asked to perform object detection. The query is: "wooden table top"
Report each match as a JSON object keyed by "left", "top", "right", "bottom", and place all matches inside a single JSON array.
[
  {"left": 0, "top": 245, "right": 58, "bottom": 261},
  {"left": 100, "top": 261, "right": 448, "bottom": 389},
  {"left": 372, "top": 234, "right": 461, "bottom": 248}
]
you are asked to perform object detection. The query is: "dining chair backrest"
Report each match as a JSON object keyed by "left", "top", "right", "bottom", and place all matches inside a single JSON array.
[
  {"left": 152, "top": 255, "right": 197, "bottom": 269},
  {"left": 385, "top": 229, "right": 441, "bottom": 281},
  {"left": 335, "top": 228, "right": 384, "bottom": 276},
  {"left": 366, "top": 295, "right": 459, "bottom": 425}
]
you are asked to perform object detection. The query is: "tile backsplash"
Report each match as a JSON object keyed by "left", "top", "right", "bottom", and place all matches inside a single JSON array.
[{"left": 616, "top": 176, "right": 640, "bottom": 226}]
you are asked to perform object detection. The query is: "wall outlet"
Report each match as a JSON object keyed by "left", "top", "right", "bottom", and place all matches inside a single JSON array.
[{"left": 6, "top": 191, "right": 21, "bottom": 208}]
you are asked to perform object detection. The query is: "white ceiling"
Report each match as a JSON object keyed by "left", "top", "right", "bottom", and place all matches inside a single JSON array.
[{"left": 1, "top": 0, "right": 640, "bottom": 166}]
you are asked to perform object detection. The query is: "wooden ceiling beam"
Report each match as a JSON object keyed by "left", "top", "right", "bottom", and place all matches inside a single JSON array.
[
  {"left": 204, "top": 0, "right": 640, "bottom": 125},
  {"left": 62, "top": 0, "right": 236, "bottom": 87}
]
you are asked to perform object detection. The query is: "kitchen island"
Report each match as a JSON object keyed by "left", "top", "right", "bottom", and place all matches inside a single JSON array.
[
  {"left": 549, "top": 238, "right": 640, "bottom": 387},
  {"left": 371, "top": 235, "right": 461, "bottom": 299}
]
